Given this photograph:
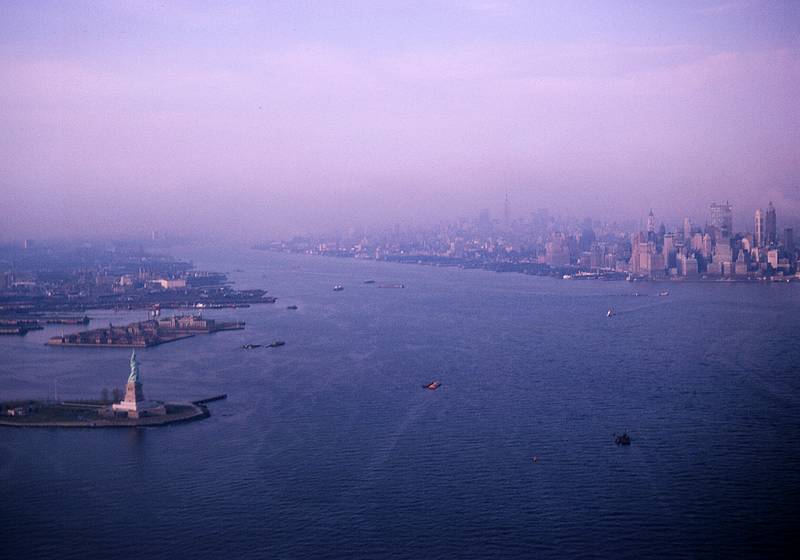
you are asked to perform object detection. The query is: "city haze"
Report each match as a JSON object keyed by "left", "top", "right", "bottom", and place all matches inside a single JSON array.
[{"left": 2, "top": 1, "right": 799, "bottom": 240}]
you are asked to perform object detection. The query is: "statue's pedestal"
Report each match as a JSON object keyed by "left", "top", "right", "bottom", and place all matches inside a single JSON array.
[
  {"left": 112, "top": 399, "right": 166, "bottom": 418},
  {"left": 111, "top": 377, "right": 166, "bottom": 418}
]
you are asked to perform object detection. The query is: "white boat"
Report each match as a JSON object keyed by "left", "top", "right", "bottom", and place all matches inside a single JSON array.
[{"left": 607, "top": 309, "right": 615, "bottom": 317}]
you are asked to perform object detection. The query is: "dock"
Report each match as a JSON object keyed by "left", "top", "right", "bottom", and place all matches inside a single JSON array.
[{"left": 192, "top": 394, "right": 228, "bottom": 405}]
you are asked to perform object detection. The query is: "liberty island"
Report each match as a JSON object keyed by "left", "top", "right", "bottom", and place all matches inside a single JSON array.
[{"left": 0, "top": 351, "right": 219, "bottom": 428}]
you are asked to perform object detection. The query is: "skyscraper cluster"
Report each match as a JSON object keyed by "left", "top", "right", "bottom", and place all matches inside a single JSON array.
[
  {"left": 628, "top": 202, "right": 796, "bottom": 279},
  {"left": 271, "top": 198, "right": 798, "bottom": 282}
]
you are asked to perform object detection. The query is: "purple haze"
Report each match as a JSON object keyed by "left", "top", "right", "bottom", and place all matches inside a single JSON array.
[{"left": 1, "top": 1, "right": 799, "bottom": 239}]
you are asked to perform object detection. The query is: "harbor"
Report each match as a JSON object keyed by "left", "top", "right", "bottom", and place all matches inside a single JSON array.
[{"left": 2, "top": 246, "right": 799, "bottom": 559}]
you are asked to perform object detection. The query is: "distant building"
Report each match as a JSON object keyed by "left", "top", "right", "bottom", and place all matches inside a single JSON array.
[
  {"left": 713, "top": 237, "right": 733, "bottom": 276},
  {"left": 156, "top": 278, "right": 187, "bottom": 290},
  {"left": 545, "top": 234, "right": 571, "bottom": 267},
  {"left": 5, "top": 406, "right": 28, "bottom": 416},
  {"left": 630, "top": 235, "right": 664, "bottom": 277},
  {"left": 767, "top": 249, "right": 779, "bottom": 269},
  {"left": 755, "top": 209, "right": 764, "bottom": 248},
  {"left": 678, "top": 254, "right": 699, "bottom": 277},
  {"left": 590, "top": 242, "right": 605, "bottom": 270},
  {"left": 784, "top": 227, "right": 794, "bottom": 254},
  {"left": 477, "top": 209, "right": 491, "bottom": 235},
  {"left": 734, "top": 250, "right": 748, "bottom": 276},
  {"left": 503, "top": 191, "right": 511, "bottom": 231},
  {"left": 703, "top": 233, "right": 713, "bottom": 258},
  {"left": 710, "top": 201, "right": 733, "bottom": 239},
  {"left": 663, "top": 233, "right": 674, "bottom": 255},
  {"left": 663, "top": 233, "right": 676, "bottom": 269},
  {"left": 157, "top": 314, "right": 214, "bottom": 331},
  {"left": 765, "top": 202, "right": 777, "bottom": 246},
  {"left": 691, "top": 232, "right": 704, "bottom": 253}
]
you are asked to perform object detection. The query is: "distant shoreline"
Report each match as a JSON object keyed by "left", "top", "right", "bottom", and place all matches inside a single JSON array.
[{"left": 255, "top": 248, "right": 799, "bottom": 285}]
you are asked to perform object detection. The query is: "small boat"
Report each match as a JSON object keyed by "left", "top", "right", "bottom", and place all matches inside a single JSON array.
[
  {"left": 607, "top": 309, "right": 615, "bottom": 317},
  {"left": 363, "top": 279, "right": 376, "bottom": 284},
  {"left": 423, "top": 381, "right": 441, "bottom": 390},
  {"left": 242, "top": 344, "right": 261, "bottom": 349},
  {"left": 333, "top": 285, "right": 344, "bottom": 291},
  {"left": 659, "top": 291, "right": 669, "bottom": 296},
  {"left": 267, "top": 341, "right": 285, "bottom": 348},
  {"left": 614, "top": 432, "right": 632, "bottom": 445},
  {"left": 286, "top": 305, "right": 298, "bottom": 310}
]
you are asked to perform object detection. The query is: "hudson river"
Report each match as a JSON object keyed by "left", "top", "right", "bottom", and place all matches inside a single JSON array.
[{"left": 2, "top": 246, "right": 799, "bottom": 558}]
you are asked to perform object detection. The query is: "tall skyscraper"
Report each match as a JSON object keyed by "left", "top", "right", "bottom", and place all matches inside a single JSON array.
[
  {"left": 504, "top": 191, "right": 510, "bottom": 230},
  {"left": 703, "top": 233, "right": 713, "bottom": 258},
  {"left": 710, "top": 201, "right": 733, "bottom": 238},
  {"left": 646, "top": 209, "right": 656, "bottom": 243},
  {"left": 663, "top": 233, "right": 676, "bottom": 269},
  {"left": 691, "top": 232, "right": 704, "bottom": 252},
  {"left": 754, "top": 209, "right": 764, "bottom": 247},
  {"left": 765, "top": 201, "right": 777, "bottom": 246},
  {"left": 478, "top": 208, "right": 491, "bottom": 235}
]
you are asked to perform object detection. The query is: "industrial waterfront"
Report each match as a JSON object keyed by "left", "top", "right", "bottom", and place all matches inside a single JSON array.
[{"left": 1, "top": 245, "right": 798, "bottom": 559}]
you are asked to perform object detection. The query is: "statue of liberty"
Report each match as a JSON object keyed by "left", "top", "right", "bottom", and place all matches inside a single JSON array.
[
  {"left": 128, "top": 350, "right": 140, "bottom": 384},
  {"left": 112, "top": 349, "right": 163, "bottom": 417}
]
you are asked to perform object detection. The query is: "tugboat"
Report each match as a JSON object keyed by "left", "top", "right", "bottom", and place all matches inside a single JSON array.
[
  {"left": 333, "top": 285, "right": 344, "bottom": 291},
  {"left": 423, "top": 381, "right": 441, "bottom": 390},
  {"left": 286, "top": 305, "right": 298, "bottom": 310},
  {"left": 242, "top": 343, "right": 261, "bottom": 349},
  {"left": 607, "top": 308, "right": 615, "bottom": 317},
  {"left": 267, "top": 340, "right": 285, "bottom": 348},
  {"left": 614, "top": 432, "right": 632, "bottom": 445}
]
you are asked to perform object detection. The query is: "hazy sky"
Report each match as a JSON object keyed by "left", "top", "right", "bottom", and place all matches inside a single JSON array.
[{"left": 2, "top": 1, "right": 799, "bottom": 239}]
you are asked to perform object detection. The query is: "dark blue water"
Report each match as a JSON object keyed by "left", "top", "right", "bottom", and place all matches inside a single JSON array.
[{"left": 2, "top": 246, "right": 799, "bottom": 559}]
